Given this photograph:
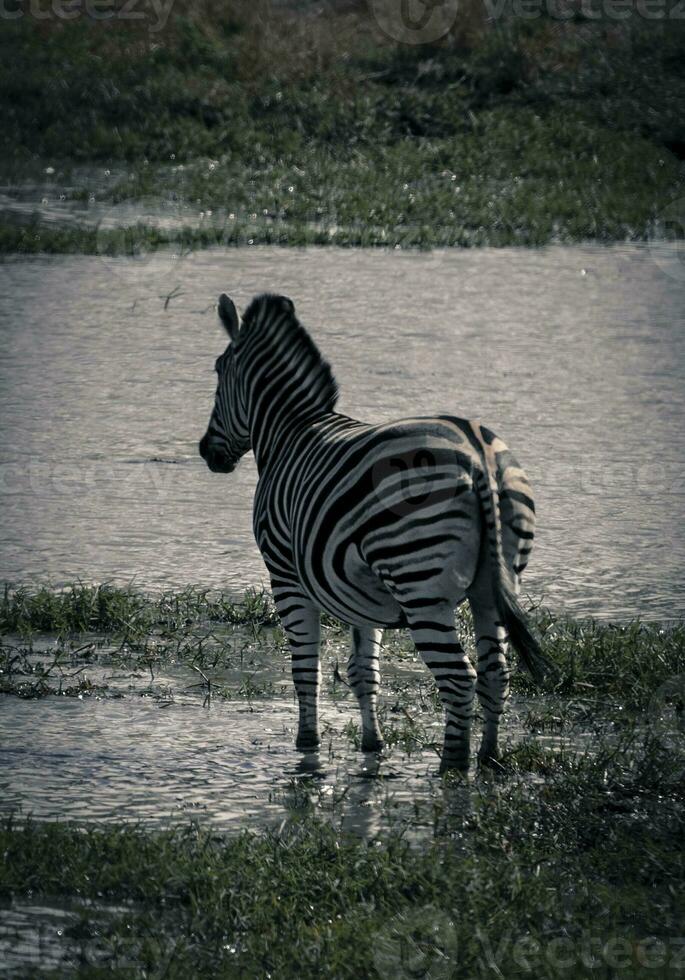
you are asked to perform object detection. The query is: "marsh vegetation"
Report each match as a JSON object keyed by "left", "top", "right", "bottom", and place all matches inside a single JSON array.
[
  {"left": 1, "top": 585, "right": 684, "bottom": 976},
  {"left": 1, "top": 1, "right": 684, "bottom": 253}
]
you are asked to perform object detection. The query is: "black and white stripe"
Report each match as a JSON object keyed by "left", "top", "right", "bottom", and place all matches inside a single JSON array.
[{"left": 199, "top": 292, "right": 545, "bottom": 770}]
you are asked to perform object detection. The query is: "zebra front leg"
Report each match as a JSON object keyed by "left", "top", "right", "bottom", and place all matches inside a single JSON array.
[
  {"left": 406, "top": 607, "right": 477, "bottom": 772},
  {"left": 274, "top": 589, "right": 322, "bottom": 751},
  {"left": 471, "top": 602, "right": 511, "bottom": 765},
  {"left": 348, "top": 626, "right": 383, "bottom": 752}
]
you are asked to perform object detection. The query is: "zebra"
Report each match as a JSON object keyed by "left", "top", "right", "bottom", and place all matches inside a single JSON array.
[{"left": 199, "top": 292, "right": 546, "bottom": 771}]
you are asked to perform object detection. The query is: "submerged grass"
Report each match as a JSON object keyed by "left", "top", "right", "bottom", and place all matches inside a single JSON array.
[
  {"left": 2, "top": 584, "right": 683, "bottom": 709},
  {"left": 1, "top": 4, "right": 683, "bottom": 251}
]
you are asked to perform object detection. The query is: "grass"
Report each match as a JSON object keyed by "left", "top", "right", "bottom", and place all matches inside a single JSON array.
[
  {"left": 2, "top": 583, "right": 684, "bottom": 708},
  {"left": 1, "top": 736, "right": 683, "bottom": 978},
  {"left": 0, "top": 582, "right": 277, "bottom": 635},
  {"left": 1, "top": 585, "right": 684, "bottom": 975},
  {"left": 0, "top": 3, "right": 684, "bottom": 252},
  {"left": 534, "top": 609, "right": 685, "bottom": 710}
]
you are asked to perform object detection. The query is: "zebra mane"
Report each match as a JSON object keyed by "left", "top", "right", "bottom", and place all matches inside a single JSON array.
[{"left": 240, "top": 293, "right": 339, "bottom": 415}]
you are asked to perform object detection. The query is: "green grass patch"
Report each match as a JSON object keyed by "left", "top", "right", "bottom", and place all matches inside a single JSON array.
[
  {"left": 1, "top": 5, "right": 683, "bottom": 250},
  {"left": 1, "top": 584, "right": 684, "bottom": 711},
  {"left": 0, "top": 583, "right": 277, "bottom": 636},
  {"left": 536, "top": 611, "right": 685, "bottom": 710}
]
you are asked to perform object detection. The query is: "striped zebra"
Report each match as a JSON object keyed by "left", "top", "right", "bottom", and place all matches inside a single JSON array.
[{"left": 199, "top": 292, "right": 546, "bottom": 770}]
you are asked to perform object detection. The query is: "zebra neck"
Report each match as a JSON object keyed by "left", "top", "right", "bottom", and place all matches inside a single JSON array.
[
  {"left": 243, "top": 342, "right": 339, "bottom": 474},
  {"left": 249, "top": 408, "right": 337, "bottom": 474}
]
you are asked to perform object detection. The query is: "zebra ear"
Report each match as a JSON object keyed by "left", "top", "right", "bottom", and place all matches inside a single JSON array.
[{"left": 218, "top": 294, "right": 240, "bottom": 341}]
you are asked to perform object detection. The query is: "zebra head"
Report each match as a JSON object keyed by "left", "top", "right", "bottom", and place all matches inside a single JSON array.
[{"left": 199, "top": 294, "right": 251, "bottom": 474}]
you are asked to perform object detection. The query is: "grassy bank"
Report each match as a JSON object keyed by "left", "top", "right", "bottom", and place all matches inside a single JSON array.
[
  {"left": 1, "top": 584, "right": 684, "bottom": 976},
  {"left": 1, "top": 2, "right": 684, "bottom": 253},
  {"left": 2, "top": 583, "right": 685, "bottom": 708},
  {"left": 2, "top": 742, "right": 684, "bottom": 980}
]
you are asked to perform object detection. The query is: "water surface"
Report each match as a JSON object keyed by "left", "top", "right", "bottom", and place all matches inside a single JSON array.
[
  {"left": 1, "top": 244, "right": 684, "bottom": 620},
  {"left": 0, "top": 670, "right": 593, "bottom": 839}
]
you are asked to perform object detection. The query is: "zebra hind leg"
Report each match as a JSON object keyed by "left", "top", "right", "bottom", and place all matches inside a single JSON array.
[
  {"left": 347, "top": 626, "right": 384, "bottom": 752},
  {"left": 273, "top": 589, "right": 322, "bottom": 751},
  {"left": 406, "top": 606, "right": 477, "bottom": 772},
  {"left": 470, "top": 601, "right": 511, "bottom": 765}
]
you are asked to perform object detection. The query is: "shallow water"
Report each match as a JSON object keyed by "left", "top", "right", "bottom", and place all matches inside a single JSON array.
[
  {"left": 0, "top": 671, "right": 589, "bottom": 839},
  {"left": 0, "top": 676, "right": 608, "bottom": 979},
  {"left": 0, "top": 623, "right": 611, "bottom": 839},
  {"left": 0, "top": 628, "right": 680, "bottom": 976},
  {"left": 1, "top": 627, "right": 681, "bottom": 844},
  {"left": 0, "top": 244, "right": 684, "bottom": 620}
]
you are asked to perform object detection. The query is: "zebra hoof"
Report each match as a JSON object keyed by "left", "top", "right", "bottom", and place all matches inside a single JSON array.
[
  {"left": 361, "top": 735, "right": 384, "bottom": 753},
  {"left": 296, "top": 733, "right": 320, "bottom": 752},
  {"left": 478, "top": 745, "right": 504, "bottom": 772},
  {"left": 439, "top": 754, "right": 470, "bottom": 774},
  {"left": 477, "top": 750, "right": 504, "bottom": 772}
]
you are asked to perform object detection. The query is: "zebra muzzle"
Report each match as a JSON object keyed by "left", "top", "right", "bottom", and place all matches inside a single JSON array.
[{"left": 199, "top": 436, "right": 235, "bottom": 474}]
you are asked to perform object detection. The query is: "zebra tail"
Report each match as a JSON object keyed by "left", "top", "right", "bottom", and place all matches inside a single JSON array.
[
  {"left": 473, "top": 438, "right": 550, "bottom": 686},
  {"left": 497, "top": 580, "right": 549, "bottom": 686}
]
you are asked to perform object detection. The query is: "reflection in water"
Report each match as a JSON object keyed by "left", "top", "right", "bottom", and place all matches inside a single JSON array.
[
  {"left": 292, "top": 750, "right": 326, "bottom": 779},
  {"left": 0, "top": 244, "right": 684, "bottom": 621},
  {"left": 0, "top": 685, "right": 573, "bottom": 842},
  {"left": 0, "top": 899, "right": 126, "bottom": 976}
]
